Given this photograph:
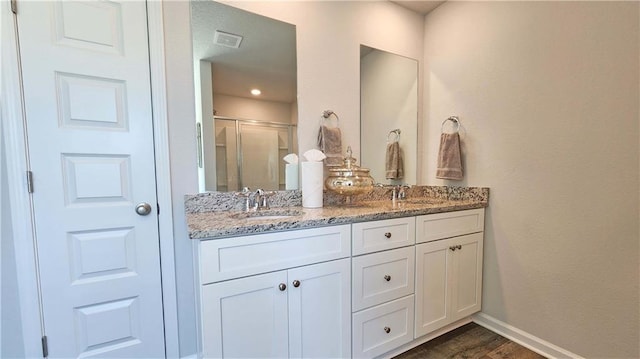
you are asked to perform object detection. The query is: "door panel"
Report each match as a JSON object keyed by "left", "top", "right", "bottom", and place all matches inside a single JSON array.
[
  {"left": 288, "top": 259, "right": 351, "bottom": 358},
  {"left": 17, "top": 1, "right": 165, "bottom": 357},
  {"left": 414, "top": 240, "right": 451, "bottom": 337},
  {"left": 201, "top": 271, "right": 289, "bottom": 358},
  {"left": 451, "top": 233, "right": 483, "bottom": 321}
]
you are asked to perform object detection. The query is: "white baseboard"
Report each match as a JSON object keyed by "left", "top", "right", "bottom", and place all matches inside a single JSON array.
[{"left": 472, "top": 312, "right": 583, "bottom": 359}]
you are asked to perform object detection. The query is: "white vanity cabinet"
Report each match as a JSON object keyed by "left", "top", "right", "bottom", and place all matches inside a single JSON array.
[
  {"left": 351, "top": 217, "right": 416, "bottom": 358},
  {"left": 195, "top": 207, "right": 487, "bottom": 359},
  {"left": 414, "top": 209, "right": 485, "bottom": 338},
  {"left": 198, "top": 225, "right": 351, "bottom": 359}
]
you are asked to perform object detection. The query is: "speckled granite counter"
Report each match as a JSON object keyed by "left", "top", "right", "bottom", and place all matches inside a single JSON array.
[{"left": 186, "top": 186, "right": 489, "bottom": 240}]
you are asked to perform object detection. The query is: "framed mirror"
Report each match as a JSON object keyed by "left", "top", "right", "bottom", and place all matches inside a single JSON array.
[
  {"left": 191, "top": 1, "right": 297, "bottom": 192},
  {"left": 360, "top": 45, "right": 418, "bottom": 186}
]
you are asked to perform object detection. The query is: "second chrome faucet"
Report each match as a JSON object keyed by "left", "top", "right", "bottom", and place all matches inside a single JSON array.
[{"left": 235, "top": 187, "right": 274, "bottom": 212}]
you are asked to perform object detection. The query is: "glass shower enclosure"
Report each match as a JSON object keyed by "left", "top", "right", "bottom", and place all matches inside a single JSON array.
[{"left": 211, "top": 116, "right": 297, "bottom": 192}]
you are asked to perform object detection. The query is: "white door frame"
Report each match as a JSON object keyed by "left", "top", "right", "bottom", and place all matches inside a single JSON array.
[{"left": 0, "top": 1, "right": 179, "bottom": 357}]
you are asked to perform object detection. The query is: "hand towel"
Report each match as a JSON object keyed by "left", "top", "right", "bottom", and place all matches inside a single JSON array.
[
  {"left": 436, "top": 132, "right": 463, "bottom": 180},
  {"left": 385, "top": 141, "right": 404, "bottom": 179},
  {"left": 317, "top": 125, "right": 343, "bottom": 166}
]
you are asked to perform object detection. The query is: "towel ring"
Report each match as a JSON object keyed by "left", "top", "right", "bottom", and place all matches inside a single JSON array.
[
  {"left": 441, "top": 116, "right": 460, "bottom": 133},
  {"left": 321, "top": 110, "right": 340, "bottom": 128},
  {"left": 387, "top": 129, "right": 401, "bottom": 143}
]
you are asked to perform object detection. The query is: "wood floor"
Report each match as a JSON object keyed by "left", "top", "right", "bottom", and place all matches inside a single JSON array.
[{"left": 392, "top": 323, "right": 547, "bottom": 359}]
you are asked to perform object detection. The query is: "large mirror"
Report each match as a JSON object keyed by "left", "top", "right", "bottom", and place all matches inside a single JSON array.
[
  {"left": 360, "top": 45, "right": 418, "bottom": 186},
  {"left": 191, "top": 1, "right": 298, "bottom": 192}
]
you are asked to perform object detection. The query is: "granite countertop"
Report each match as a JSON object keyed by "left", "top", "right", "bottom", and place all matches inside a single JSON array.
[{"left": 186, "top": 186, "right": 488, "bottom": 240}]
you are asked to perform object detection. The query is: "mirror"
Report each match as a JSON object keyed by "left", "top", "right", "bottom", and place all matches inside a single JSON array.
[
  {"left": 191, "top": 1, "right": 297, "bottom": 192},
  {"left": 360, "top": 45, "right": 418, "bottom": 186}
]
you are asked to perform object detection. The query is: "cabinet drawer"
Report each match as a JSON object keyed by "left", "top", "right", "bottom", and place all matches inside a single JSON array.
[
  {"left": 416, "top": 208, "right": 484, "bottom": 244},
  {"left": 352, "top": 246, "right": 415, "bottom": 311},
  {"left": 352, "top": 217, "right": 415, "bottom": 255},
  {"left": 352, "top": 295, "right": 415, "bottom": 358},
  {"left": 199, "top": 225, "right": 351, "bottom": 284}
]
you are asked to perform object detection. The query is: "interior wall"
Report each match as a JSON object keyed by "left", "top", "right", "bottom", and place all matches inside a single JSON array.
[
  {"left": 422, "top": 2, "right": 639, "bottom": 357},
  {"left": 214, "top": 94, "right": 292, "bottom": 123},
  {"left": 220, "top": 0, "right": 424, "bottom": 161},
  {"left": 163, "top": 1, "right": 423, "bottom": 356}
]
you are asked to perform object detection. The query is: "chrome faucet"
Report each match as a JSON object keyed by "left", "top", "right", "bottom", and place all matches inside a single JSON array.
[
  {"left": 234, "top": 187, "right": 275, "bottom": 211},
  {"left": 376, "top": 183, "right": 411, "bottom": 201}
]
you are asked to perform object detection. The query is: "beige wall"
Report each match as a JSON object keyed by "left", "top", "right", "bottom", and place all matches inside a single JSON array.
[
  {"left": 163, "top": 2, "right": 423, "bottom": 356},
  {"left": 423, "top": 2, "right": 639, "bottom": 357},
  {"left": 223, "top": 1, "right": 424, "bottom": 162},
  {"left": 214, "top": 94, "right": 293, "bottom": 123}
]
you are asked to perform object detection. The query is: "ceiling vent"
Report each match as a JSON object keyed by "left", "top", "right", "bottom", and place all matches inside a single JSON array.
[{"left": 213, "top": 30, "right": 243, "bottom": 49}]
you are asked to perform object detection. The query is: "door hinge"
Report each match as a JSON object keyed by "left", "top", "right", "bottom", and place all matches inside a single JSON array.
[
  {"left": 26, "top": 171, "right": 33, "bottom": 193},
  {"left": 157, "top": 203, "right": 160, "bottom": 215},
  {"left": 10, "top": 0, "right": 17, "bottom": 14},
  {"left": 41, "top": 336, "right": 48, "bottom": 357}
]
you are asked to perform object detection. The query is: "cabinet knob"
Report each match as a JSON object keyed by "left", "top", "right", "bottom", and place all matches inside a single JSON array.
[
  {"left": 278, "top": 283, "right": 287, "bottom": 291},
  {"left": 384, "top": 232, "right": 392, "bottom": 239},
  {"left": 383, "top": 327, "right": 391, "bottom": 334},
  {"left": 292, "top": 280, "right": 300, "bottom": 288},
  {"left": 449, "top": 246, "right": 456, "bottom": 251},
  {"left": 384, "top": 275, "right": 391, "bottom": 282},
  {"left": 456, "top": 245, "right": 462, "bottom": 250}
]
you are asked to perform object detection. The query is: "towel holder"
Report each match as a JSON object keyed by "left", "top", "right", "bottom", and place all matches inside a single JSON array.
[
  {"left": 441, "top": 116, "right": 460, "bottom": 133},
  {"left": 387, "top": 129, "right": 401, "bottom": 143},
  {"left": 321, "top": 110, "right": 340, "bottom": 128}
]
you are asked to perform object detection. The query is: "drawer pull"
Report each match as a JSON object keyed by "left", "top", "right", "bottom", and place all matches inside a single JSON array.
[
  {"left": 292, "top": 280, "right": 301, "bottom": 287},
  {"left": 450, "top": 245, "right": 463, "bottom": 251},
  {"left": 384, "top": 232, "right": 392, "bottom": 239},
  {"left": 278, "top": 283, "right": 287, "bottom": 291},
  {"left": 384, "top": 275, "right": 391, "bottom": 282},
  {"left": 383, "top": 326, "right": 391, "bottom": 334}
]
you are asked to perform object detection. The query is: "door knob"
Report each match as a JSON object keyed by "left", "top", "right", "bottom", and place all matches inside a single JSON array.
[
  {"left": 135, "top": 202, "right": 152, "bottom": 216},
  {"left": 278, "top": 283, "right": 287, "bottom": 291},
  {"left": 292, "top": 280, "right": 301, "bottom": 287},
  {"left": 384, "top": 327, "right": 391, "bottom": 334},
  {"left": 384, "top": 275, "right": 391, "bottom": 282},
  {"left": 384, "top": 232, "right": 392, "bottom": 239}
]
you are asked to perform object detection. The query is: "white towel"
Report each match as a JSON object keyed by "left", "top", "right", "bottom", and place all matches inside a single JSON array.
[{"left": 436, "top": 133, "right": 463, "bottom": 180}]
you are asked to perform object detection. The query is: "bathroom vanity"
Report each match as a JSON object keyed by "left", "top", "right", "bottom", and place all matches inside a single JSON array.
[{"left": 186, "top": 187, "right": 488, "bottom": 358}]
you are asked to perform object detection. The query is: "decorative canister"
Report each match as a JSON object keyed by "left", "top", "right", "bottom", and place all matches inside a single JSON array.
[{"left": 324, "top": 146, "right": 375, "bottom": 204}]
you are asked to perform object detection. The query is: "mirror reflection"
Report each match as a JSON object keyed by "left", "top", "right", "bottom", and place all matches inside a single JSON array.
[
  {"left": 191, "top": 1, "right": 298, "bottom": 192},
  {"left": 360, "top": 45, "right": 418, "bottom": 186}
]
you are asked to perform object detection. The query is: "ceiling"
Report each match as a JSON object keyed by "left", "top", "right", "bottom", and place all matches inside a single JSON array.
[{"left": 391, "top": 1, "right": 446, "bottom": 15}]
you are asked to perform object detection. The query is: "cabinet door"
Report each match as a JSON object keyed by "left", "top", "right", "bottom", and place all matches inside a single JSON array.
[
  {"left": 415, "top": 233, "right": 484, "bottom": 337},
  {"left": 288, "top": 259, "right": 351, "bottom": 359},
  {"left": 414, "top": 238, "right": 453, "bottom": 337},
  {"left": 201, "top": 271, "right": 289, "bottom": 358},
  {"left": 451, "top": 232, "right": 483, "bottom": 322}
]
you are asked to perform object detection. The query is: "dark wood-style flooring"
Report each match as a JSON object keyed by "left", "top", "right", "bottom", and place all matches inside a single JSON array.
[{"left": 393, "top": 323, "right": 547, "bottom": 359}]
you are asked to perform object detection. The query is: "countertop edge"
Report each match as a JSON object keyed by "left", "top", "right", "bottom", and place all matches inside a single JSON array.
[{"left": 188, "top": 200, "right": 487, "bottom": 240}]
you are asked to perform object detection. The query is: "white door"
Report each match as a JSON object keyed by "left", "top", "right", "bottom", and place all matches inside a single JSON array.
[
  {"left": 17, "top": 1, "right": 165, "bottom": 357},
  {"left": 201, "top": 271, "right": 289, "bottom": 358},
  {"left": 288, "top": 259, "right": 351, "bottom": 358}
]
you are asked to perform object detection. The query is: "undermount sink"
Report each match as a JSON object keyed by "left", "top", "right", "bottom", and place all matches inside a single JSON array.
[{"left": 230, "top": 209, "right": 304, "bottom": 221}]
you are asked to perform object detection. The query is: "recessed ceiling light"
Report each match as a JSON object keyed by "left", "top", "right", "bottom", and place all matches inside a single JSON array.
[{"left": 251, "top": 89, "right": 261, "bottom": 96}]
